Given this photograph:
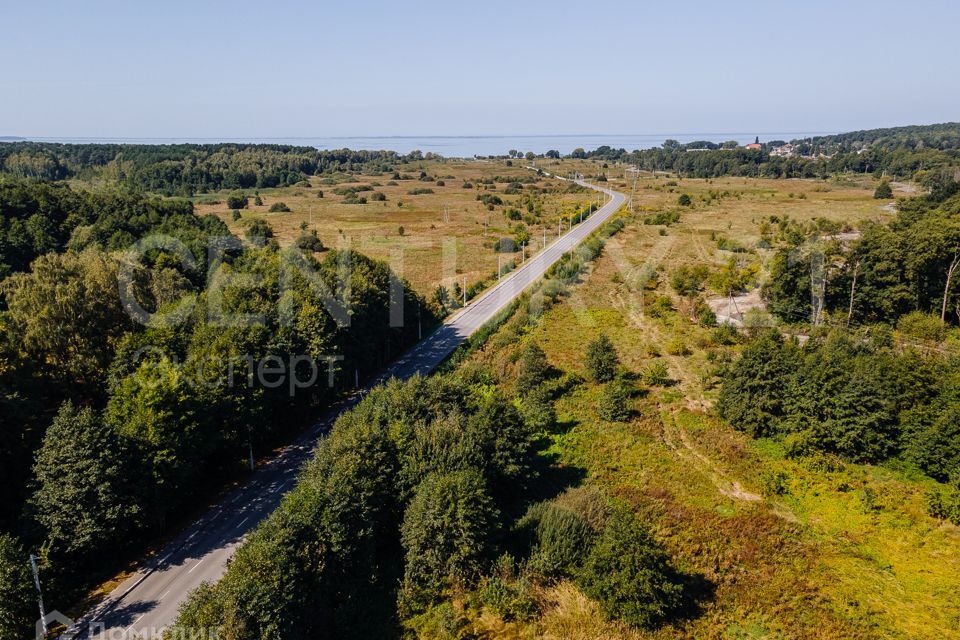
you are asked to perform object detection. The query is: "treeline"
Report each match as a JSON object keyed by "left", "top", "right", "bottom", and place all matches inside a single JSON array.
[
  {"left": 0, "top": 180, "right": 225, "bottom": 278},
  {"left": 0, "top": 186, "right": 433, "bottom": 636},
  {"left": 718, "top": 329, "right": 960, "bottom": 521},
  {"left": 572, "top": 123, "right": 960, "bottom": 179},
  {"left": 576, "top": 144, "right": 959, "bottom": 180},
  {"left": 0, "top": 143, "right": 424, "bottom": 195},
  {"left": 804, "top": 122, "right": 960, "bottom": 152},
  {"left": 764, "top": 177, "right": 960, "bottom": 326}
]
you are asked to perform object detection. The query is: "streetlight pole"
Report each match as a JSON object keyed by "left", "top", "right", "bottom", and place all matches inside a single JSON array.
[{"left": 30, "top": 554, "right": 47, "bottom": 635}]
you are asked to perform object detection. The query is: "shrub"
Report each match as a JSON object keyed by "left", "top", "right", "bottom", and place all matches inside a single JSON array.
[
  {"left": 576, "top": 509, "right": 683, "bottom": 629},
  {"left": 598, "top": 378, "right": 633, "bottom": 421},
  {"left": 665, "top": 337, "right": 690, "bottom": 356},
  {"left": 641, "top": 362, "right": 670, "bottom": 386},
  {"left": 268, "top": 202, "right": 291, "bottom": 213},
  {"left": 521, "top": 502, "right": 596, "bottom": 579},
  {"left": 478, "top": 572, "right": 538, "bottom": 622},
  {"left": 245, "top": 218, "right": 273, "bottom": 242},
  {"left": 677, "top": 194, "right": 692, "bottom": 206},
  {"left": 520, "top": 386, "right": 556, "bottom": 430},
  {"left": 398, "top": 226, "right": 405, "bottom": 236},
  {"left": 231, "top": 209, "right": 241, "bottom": 221},
  {"left": 295, "top": 230, "right": 324, "bottom": 252},
  {"left": 586, "top": 334, "right": 619, "bottom": 382},
  {"left": 516, "top": 343, "right": 549, "bottom": 394},
  {"left": 897, "top": 311, "right": 946, "bottom": 343},
  {"left": 370, "top": 191, "right": 387, "bottom": 201},
  {"left": 408, "top": 188, "right": 434, "bottom": 195},
  {"left": 227, "top": 195, "right": 248, "bottom": 209},
  {"left": 874, "top": 181, "right": 893, "bottom": 199}
]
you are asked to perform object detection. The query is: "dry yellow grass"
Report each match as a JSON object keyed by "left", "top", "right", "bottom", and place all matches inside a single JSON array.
[{"left": 194, "top": 160, "right": 597, "bottom": 296}]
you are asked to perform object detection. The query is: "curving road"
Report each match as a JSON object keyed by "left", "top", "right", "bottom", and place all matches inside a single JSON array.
[{"left": 63, "top": 173, "right": 625, "bottom": 639}]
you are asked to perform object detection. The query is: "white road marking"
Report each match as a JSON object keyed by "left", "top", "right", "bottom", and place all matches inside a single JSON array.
[
  {"left": 126, "top": 614, "right": 145, "bottom": 633},
  {"left": 187, "top": 558, "right": 205, "bottom": 574},
  {"left": 236, "top": 517, "right": 249, "bottom": 529},
  {"left": 159, "top": 590, "right": 170, "bottom": 600}
]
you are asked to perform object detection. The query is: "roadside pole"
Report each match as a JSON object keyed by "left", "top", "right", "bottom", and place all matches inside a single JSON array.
[{"left": 30, "top": 554, "right": 47, "bottom": 635}]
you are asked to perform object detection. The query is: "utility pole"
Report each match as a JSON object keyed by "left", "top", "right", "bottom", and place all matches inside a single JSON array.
[
  {"left": 521, "top": 242, "right": 525, "bottom": 262},
  {"left": 498, "top": 255, "right": 502, "bottom": 281},
  {"left": 30, "top": 554, "right": 47, "bottom": 636},
  {"left": 463, "top": 277, "right": 467, "bottom": 306},
  {"left": 543, "top": 226, "right": 546, "bottom": 248},
  {"left": 354, "top": 369, "right": 359, "bottom": 389}
]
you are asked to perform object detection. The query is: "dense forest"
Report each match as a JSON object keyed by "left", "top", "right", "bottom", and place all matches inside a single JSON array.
[
  {"left": 0, "top": 178, "right": 434, "bottom": 636},
  {"left": 0, "top": 143, "right": 424, "bottom": 195},
  {"left": 718, "top": 328, "right": 960, "bottom": 522}
]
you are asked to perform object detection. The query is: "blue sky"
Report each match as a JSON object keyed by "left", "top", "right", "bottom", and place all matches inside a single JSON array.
[{"left": 2, "top": 0, "right": 957, "bottom": 137}]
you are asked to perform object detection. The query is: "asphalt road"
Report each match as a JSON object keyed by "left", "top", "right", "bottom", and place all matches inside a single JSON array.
[{"left": 63, "top": 174, "right": 625, "bottom": 639}]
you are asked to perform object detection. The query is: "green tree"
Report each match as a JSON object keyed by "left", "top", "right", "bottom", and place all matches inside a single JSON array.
[
  {"left": 677, "top": 194, "right": 692, "bottom": 206},
  {"left": 874, "top": 181, "right": 893, "bottom": 199},
  {"left": 0, "top": 534, "right": 34, "bottom": 640},
  {"left": 28, "top": 402, "right": 142, "bottom": 565},
  {"left": 717, "top": 330, "right": 801, "bottom": 437},
  {"left": 598, "top": 378, "right": 633, "bottom": 422},
  {"left": 399, "top": 469, "right": 499, "bottom": 612},
  {"left": 2, "top": 249, "right": 133, "bottom": 394},
  {"left": 227, "top": 195, "right": 248, "bottom": 209},
  {"left": 516, "top": 343, "right": 549, "bottom": 394},
  {"left": 577, "top": 509, "right": 683, "bottom": 629},
  {"left": 585, "top": 334, "right": 619, "bottom": 382}
]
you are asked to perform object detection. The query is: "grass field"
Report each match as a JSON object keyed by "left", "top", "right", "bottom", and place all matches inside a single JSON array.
[
  {"left": 446, "top": 170, "right": 960, "bottom": 639},
  {"left": 193, "top": 160, "right": 599, "bottom": 297}
]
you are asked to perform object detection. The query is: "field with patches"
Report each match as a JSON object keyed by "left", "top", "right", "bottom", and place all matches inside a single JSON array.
[
  {"left": 446, "top": 168, "right": 960, "bottom": 639},
  {"left": 192, "top": 160, "right": 599, "bottom": 297}
]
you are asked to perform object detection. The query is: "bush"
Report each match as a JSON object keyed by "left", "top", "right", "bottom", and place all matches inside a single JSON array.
[
  {"left": 516, "top": 343, "right": 549, "bottom": 394},
  {"left": 520, "top": 386, "right": 556, "bottom": 430},
  {"left": 245, "top": 218, "right": 274, "bottom": 242},
  {"left": 370, "top": 191, "right": 387, "bottom": 201},
  {"left": 408, "top": 188, "right": 434, "bottom": 195},
  {"left": 677, "top": 194, "right": 692, "bottom": 206},
  {"left": 268, "top": 202, "right": 291, "bottom": 213},
  {"left": 478, "top": 574, "right": 538, "bottom": 622},
  {"left": 897, "top": 311, "right": 946, "bottom": 343},
  {"left": 598, "top": 378, "right": 634, "bottom": 421},
  {"left": 521, "top": 502, "right": 596, "bottom": 579},
  {"left": 586, "top": 334, "right": 619, "bottom": 382},
  {"left": 924, "top": 484, "right": 960, "bottom": 525},
  {"left": 665, "top": 337, "right": 690, "bottom": 356},
  {"left": 874, "top": 181, "right": 893, "bottom": 199},
  {"left": 576, "top": 509, "right": 684, "bottom": 629},
  {"left": 254, "top": 195, "right": 263, "bottom": 206},
  {"left": 295, "top": 230, "right": 324, "bottom": 252},
  {"left": 227, "top": 195, "right": 248, "bottom": 209},
  {"left": 641, "top": 362, "right": 670, "bottom": 386},
  {"left": 231, "top": 209, "right": 241, "bottom": 221}
]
